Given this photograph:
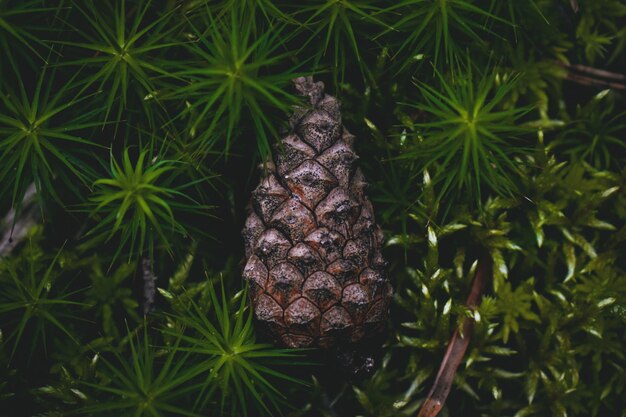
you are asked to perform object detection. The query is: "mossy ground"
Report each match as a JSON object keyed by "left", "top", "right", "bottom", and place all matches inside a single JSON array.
[{"left": 0, "top": 1, "right": 624, "bottom": 416}]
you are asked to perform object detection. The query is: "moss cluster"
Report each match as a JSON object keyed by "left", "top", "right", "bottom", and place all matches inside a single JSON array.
[{"left": 0, "top": 1, "right": 624, "bottom": 416}]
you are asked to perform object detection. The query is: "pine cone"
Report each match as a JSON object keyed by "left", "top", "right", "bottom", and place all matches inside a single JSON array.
[{"left": 242, "top": 77, "right": 392, "bottom": 349}]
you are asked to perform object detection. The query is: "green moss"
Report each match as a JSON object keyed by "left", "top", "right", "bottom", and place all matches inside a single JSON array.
[{"left": 0, "top": 0, "right": 624, "bottom": 416}]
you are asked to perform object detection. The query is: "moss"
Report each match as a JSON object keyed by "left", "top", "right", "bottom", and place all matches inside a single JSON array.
[{"left": 0, "top": 1, "right": 624, "bottom": 416}]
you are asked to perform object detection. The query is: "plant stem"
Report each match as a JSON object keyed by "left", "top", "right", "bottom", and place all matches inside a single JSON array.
[
  {"left": 558, "top": 62, "right": 626, "bottom": 90},
  {"left": 142, "top": 257, "right": 157, "bottom": 315},
  {"left": 417, "top": 253, "right": 493, "bottom": 417},
  {"left": 0, "top": 183, "right": 39, "bottom": 257}
]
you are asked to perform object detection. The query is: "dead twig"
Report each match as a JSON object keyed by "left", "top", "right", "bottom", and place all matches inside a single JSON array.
[
  {"left": 0, "top": 184, "right": 39, "bottom": 257},
  {"left": 142, "top": 257, "right": 157, "bottom": 315},
  {"left": 558, "top": 62, "right": 626, "bottom": 91},
  {"left": 565, "top": 73, "right": 626, "bottom": 91},
  {"left": 567, "top": 64, "right": 626, "bottom": 81},
  {"left": 417, "top": 253, "right": 493, "bottom": 417}
]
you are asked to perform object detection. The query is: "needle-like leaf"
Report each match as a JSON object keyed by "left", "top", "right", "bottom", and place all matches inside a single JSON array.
[
  {"left": 0, "top": 239, "right": 85, "bottom": 363},
  {"left": 399, "top": 60, "right": 531, "bottom": 207},
  {"left": 166, "top": 6, "right": 303, "bottom": 158},
  {"left": 80, "top": 323, "right": 206, "bottom": 417},
  {"left": 86, "top": 146, "right": 213, "bottom": 263},
  {"left": 0, "top": 53, "right": 102, "bottom": 220},
  {"left": 57, "top": 0, "right": 180, "bottom": 129},
  {"left": 163, "top": 279, "right": 309, "bottom": 416}
]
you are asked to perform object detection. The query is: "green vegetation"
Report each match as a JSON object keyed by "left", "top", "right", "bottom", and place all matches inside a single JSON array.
[{"left": 0, "top": 1, "right": 624, "bottom": 416}]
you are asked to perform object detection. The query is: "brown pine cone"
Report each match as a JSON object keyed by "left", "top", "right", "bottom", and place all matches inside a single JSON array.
[{"left": 242, "top": 76, "right": 392, "bottom": 349}]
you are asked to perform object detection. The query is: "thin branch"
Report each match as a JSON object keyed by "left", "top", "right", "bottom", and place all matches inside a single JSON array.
[
  {"left": 142, "top": 257, "right": 157, "bottom": 315},
  {"left": 417, "top": 253, "right": 493, "bottom": 417},
  {"left": 558, "top": 62, "right": 626, "bottom": 91},
  {"left": 565, "top": 73, "right": 626, "bottom": 91},
  {"left": 0, "top": 183, "right": 39, "bottom": 257},
  {"left": 567, "top": 64, "right": 626, "bottom": 81}
]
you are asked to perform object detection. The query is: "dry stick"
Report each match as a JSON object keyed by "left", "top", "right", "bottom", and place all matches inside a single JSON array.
[
  {"left": 556, "top": 61, "right": 626, "bottom": 91},
  {"left": 141, "top": 257, "right": 157, "bottom": 315},
  {"left": 567, "top": 64, "right": 626, "bottom": 81},
  {"left": 417, "top": 253, "right": 493, "bottom": 417},
  {"left": 565, "top": 73, "right": 626, "bottom": 91},
  {"left": 0, "top": 183, "right": 39, "bottom": 257}
]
